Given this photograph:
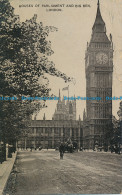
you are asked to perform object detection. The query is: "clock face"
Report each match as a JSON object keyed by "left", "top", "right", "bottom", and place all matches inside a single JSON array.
[{"left": 96, "top": 52, "right": 108, "bottom": 65}]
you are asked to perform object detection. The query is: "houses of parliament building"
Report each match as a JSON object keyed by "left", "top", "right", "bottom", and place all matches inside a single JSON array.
[
  {"left": 18, "top": 0, "right": 113, "bottom": 150},
  {"left": 18, "top": 91, "right": 83, "bottom": 149}
]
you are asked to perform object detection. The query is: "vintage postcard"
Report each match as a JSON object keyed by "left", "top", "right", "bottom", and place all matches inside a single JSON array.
[{"left": 0, "top": 0, "right": 122, "bottom": 194}]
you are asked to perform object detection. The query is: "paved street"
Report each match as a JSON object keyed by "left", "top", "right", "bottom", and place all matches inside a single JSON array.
[{"left": 4, "top": 150, "right": 122, "bottom": 194}]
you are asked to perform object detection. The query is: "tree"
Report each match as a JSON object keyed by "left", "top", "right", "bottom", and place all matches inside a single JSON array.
[
  {"left": 108, "top": 115, "right": 121, "bottom": 153},
  {"left": 0, "top": 1, "right": 70, "bottom": 96},
  {"left": 0, "top": 0, "right": 71, "bottom": 158},
  {"left": 117, "top": 101, "right": 122, "bottom": 151}
]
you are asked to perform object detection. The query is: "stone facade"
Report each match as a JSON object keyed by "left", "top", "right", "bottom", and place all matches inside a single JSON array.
[
  {"left": 18, "top": 119, "right": 83, "bottom": 149},
  {"left": 83, "top": 0, "right": 113, "bottom": 149},
  {"left": 18, "top": 92, "right": 82, "bottom": 149}
]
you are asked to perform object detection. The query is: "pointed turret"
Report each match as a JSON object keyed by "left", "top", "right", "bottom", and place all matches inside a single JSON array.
[
  {"left": 62, "top": 95, "right": 65, "bottom": 104},
  {"left": 58, "top": 89, "right": 61, "bottom": 102},
  {"left": 98, "top": 0, "right": 99, "bottom": 6},
  {"left": 79, "top": 115, "right": 81, "bottom": 121},
  {"left": 34, "top": 115, "right": 37, "bottom": 120},
  {"left": 83, "top": 109, "right": 86, "bottom": 121},
  {"left": 74, "top": 95, "right": 76, "bottom": 101},
  {"left": 92, "top": 0, "right": 105, "bottom": 33},
  {"left": 90, "top": 0, "right": 110, "bottom": 44},
  {"left": 43, "top": 113, "right": 46, "bottom": 120}
]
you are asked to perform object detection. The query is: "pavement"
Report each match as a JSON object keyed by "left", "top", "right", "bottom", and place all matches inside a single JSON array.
[
  {"left": 4, "top": 150, "right": 122, "bottom": 194},
  {"left": 0, "top": 152, "right": 17, "bottom": 195}
]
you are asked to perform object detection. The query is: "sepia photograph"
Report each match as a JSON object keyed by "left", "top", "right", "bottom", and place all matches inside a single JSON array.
[{"left": 0, "top": 0, "right": 122, "bottom": 194}]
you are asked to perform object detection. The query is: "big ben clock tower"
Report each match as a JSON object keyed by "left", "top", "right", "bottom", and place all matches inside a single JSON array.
[{"left": 84, "top": 0, "right": 113, "bottom": 149}]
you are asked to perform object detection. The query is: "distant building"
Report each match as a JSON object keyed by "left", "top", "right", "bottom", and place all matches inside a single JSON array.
[
  {"left": 52, "top": 90, "right": 76, "bottom": 120},
  {"left": 18, "top": 91, "right": 82, "bottom": 149},
  {"left": 24, "top": 119, "right": 83, "bottom": 149}
]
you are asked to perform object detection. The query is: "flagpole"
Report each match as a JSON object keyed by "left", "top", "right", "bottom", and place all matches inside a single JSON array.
[{"left": 68, "top": 85, "right": 69, "bottom": 100}]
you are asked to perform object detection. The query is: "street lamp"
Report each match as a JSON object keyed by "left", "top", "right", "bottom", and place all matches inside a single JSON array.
[{"left": 0, "top": 141, "right": 4, "bottom": 164}]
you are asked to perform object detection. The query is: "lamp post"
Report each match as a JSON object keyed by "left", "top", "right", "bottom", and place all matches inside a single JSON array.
[
  {"left": 0, "top": 141, "right": 3, "bottom": 164},
  {"left": 63, "top": 125, "right": 64, "bottom": 143}
]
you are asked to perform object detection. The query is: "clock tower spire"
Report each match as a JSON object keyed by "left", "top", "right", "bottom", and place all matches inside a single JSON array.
[
  {"left": 97, "top": 0, "right": 99, "bottom": 6},
  {"left": 83, "top": 1, "right": 113, "bottom": 149},
  {"left": 91, "top": 0, "right": 110, "bottom": 43}
]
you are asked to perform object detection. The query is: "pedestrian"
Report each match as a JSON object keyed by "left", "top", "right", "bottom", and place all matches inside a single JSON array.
[
  {"left": 80, "top": 147, "right": 83, "bottom": 151},
  {"left": 59, "top": 143, "right": 64, "bottom": 160},
  {"left": 60, "top": 150, "right": 63, "bottom": 159}
]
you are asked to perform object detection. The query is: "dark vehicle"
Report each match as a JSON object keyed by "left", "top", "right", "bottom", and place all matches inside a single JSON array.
[
  {"left": 62, "top": 141, "right": 78, "bottom": 153},
  {"left": 38, "top": 146, "right": 43, "bottom": 151},
  {"left": 55, "top": 146, "right": 59, "bottom": 150}
]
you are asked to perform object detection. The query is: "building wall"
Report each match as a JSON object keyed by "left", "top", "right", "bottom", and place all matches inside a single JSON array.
[{"left": 18, "top": 120, "right": 83, "bottom": 149}]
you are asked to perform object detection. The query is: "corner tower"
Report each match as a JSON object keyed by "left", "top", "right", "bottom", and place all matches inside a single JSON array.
[{"left": 84, "top": 0, "right": 113, "bottom": 149}]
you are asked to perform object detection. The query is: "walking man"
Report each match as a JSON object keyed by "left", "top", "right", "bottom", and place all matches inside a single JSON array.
[{"left": 59, "top": 143, "right": 64, "bottom": 160}]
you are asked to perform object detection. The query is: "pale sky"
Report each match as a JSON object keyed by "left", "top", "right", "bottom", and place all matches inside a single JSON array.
[{"left": 10, "top": 0, "right": 122, "bottom": 120}]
